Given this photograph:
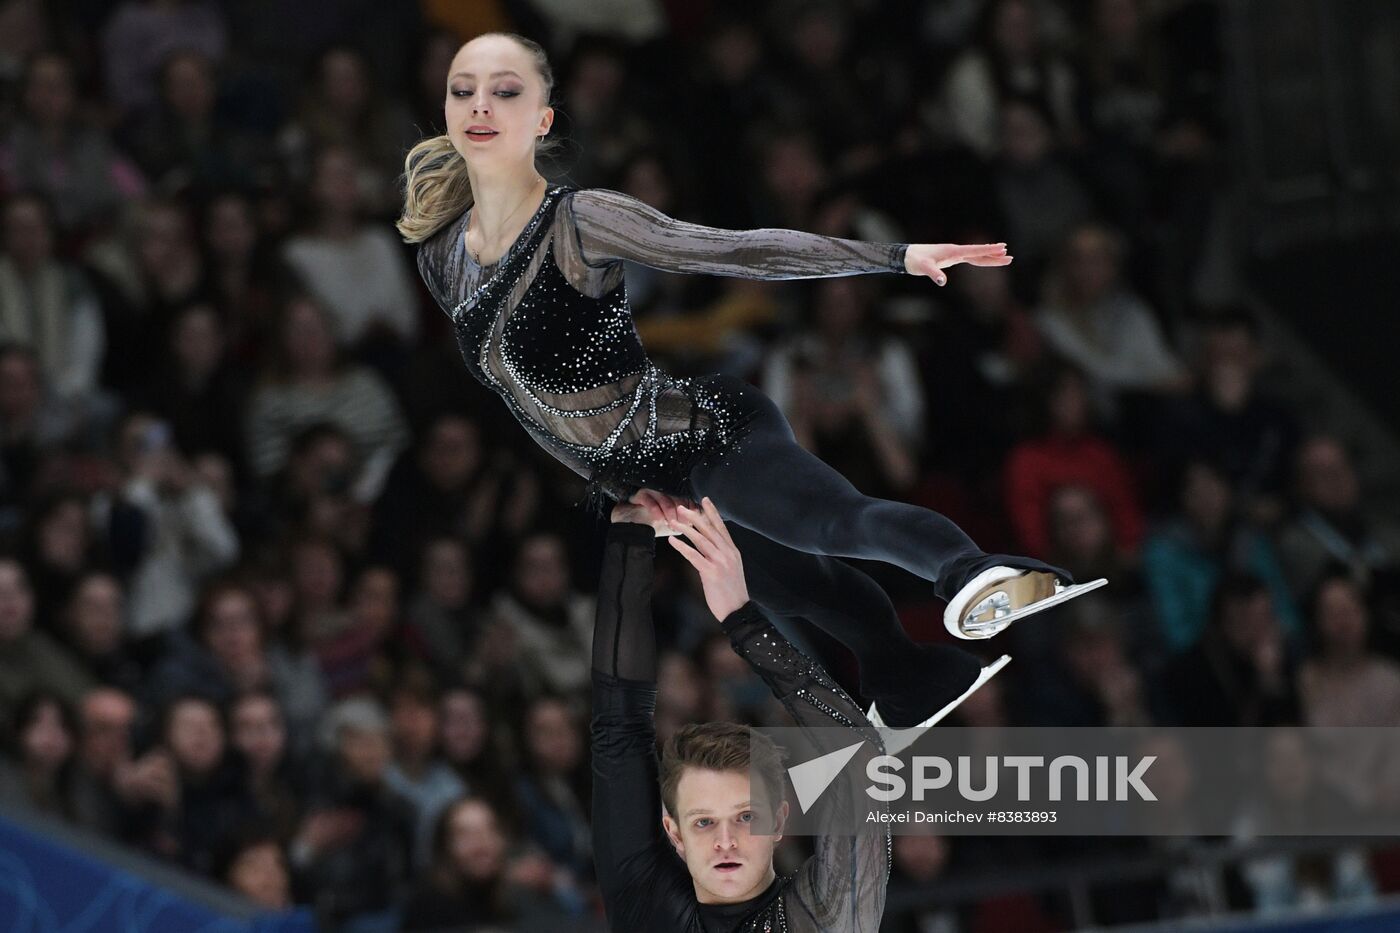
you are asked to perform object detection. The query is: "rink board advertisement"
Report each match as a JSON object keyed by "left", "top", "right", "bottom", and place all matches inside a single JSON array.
[{"left": 749, "top": 726, "right": 1400, "bottom": 837}]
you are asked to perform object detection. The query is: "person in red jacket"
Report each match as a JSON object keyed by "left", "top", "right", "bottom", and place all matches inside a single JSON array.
[{"left": 1004, "top": 364, "right": 1144, "bottom": 560}]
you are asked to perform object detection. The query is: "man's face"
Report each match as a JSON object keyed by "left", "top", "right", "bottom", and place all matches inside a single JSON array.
[
  {"left": 663, "top": 768, "right": 788, "bottom": 905},
  {"left": 80, "top": 690, "right": 135, "bottom": 775},
  {"left": 0, "top": 561, "right": 35, "bottom": 643}
]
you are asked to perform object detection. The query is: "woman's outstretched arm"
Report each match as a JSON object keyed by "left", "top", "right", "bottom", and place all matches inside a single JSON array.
[{"left": 569, "top": 188, "right": 1010, "bottom": 285}]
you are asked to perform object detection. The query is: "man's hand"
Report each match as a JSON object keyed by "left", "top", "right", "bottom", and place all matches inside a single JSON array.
[
  {"left": 611, "top": 488, "right": 686, "bottom": 536},
  {"left": 904, "top": 242, "right": 1012, "bottom": 286},
  {"left": 668, "top": 497, "right": 749, "bottom": 620},
  {"left": 113, "top": 750, "right": 180, "bottom": 811}
]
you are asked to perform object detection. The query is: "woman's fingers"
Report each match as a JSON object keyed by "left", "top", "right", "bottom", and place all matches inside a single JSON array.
[
  {"left": 950, "top": 243, "right": 1007, "bottom": 257},
  {"left": 635, "top": 488, "right": 685, "bottom": 528},
  {"left": 658, "top": 493, "right": 683, "bottom": 527}
]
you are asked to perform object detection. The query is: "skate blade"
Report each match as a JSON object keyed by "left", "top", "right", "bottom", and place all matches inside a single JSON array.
[
  {"left": 958, "top": 577, "right": 1109, "bottom": 640},
  {"left": 867, "top": 655, "right": 1012, "bottom": 755}
]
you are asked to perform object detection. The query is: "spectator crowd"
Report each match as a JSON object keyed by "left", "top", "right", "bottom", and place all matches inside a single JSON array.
[{"left": 3, "top": 0, "right": 1400, "bottom": 930}]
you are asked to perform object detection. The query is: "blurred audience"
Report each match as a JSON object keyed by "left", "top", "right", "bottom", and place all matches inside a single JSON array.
[
  {"left": 764, "top": 277, "right": 923, "bottom": 496},
  {"left": 1036, "top": 222, "right": 1189, "bottom": 415},
  {"left": 1152, "top": 574, "right": 1301, "bottom": 727},
  {"left": 1142, "top": 460, "right": 1300, "bottom": 654},
  {"left": 1004, "top": 363, "right": 1143, "bottom": 561},
  {"left": 0, "top": 4, "right": 1391, "bottom": 928}
]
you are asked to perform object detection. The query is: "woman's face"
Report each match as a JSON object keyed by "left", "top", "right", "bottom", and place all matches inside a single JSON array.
[
  {"left": 1316, "top": 579, "right": 1368, "bottom": 658},
  {"left": 311, "top": 148, "right": 363, "bottom": 217},
  {"left": 69, "top": 574, "right": 123, "bottom": 656},
  {"left": 138, "top": 206, "right": 194, "bottom": 276},
  {"left": 421, "top": 417, "right": 481, "bottom": 489},
  {"left": 423, "top": 539, "right": 471, "bottom": 607},
  {"left": 171, "top": 305, "right": 224, "bottom": 376},
  {"left": 513, "top": 536, "right": 569, "bottom": 609},
  {"left": 22, "top": 701, "right": 73, "bottom": 771},
  {"left": 440, "top": 691, "right": 488, "bottom": 763},
  {"left": 205, "top": 590, "right": 263, "bottom": 670},
  {"left": 350, "top": 568, "right": 398, "bottom": 633},
  {"left": 1049, "top": 486, "right": 1111, "bottom": 559},
  {"left": 206, "top": 196, "right": 257, "bottom": 261},
  {"left": 526, "top": 700, "right": 580, "bottom": 774},
  {"left": 167, "top": 700, "right": 225, "bottom": 776},
  {"left": 448, "top": 800, "right": 507, "bottom": 880},
  {"left": 38, "top": 500, "right": 87, "bottom": 570},
  {"left": 282, "top": 299, "right": 337, "bottom": 376},
  {"left": 444, "top": 35, "right": 553, "bottom": 168},
  {"left": 231, "top": 695, "right": 286, "bottom": 773}
]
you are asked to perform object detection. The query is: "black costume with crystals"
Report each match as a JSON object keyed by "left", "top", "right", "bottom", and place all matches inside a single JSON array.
[
  {"left": 418, "top": 187, "right": 1065, "bottom": 724},
  {"left": 590, "top": 522, "right": 889, "bottom": 933},
  {"left": 416, "top": 186, "right": 905, "bottom": 500}
]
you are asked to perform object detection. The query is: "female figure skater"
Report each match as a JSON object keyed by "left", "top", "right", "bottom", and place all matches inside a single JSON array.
[{"left": 403, "top": 33, "right": 1104, "bottom": 731}]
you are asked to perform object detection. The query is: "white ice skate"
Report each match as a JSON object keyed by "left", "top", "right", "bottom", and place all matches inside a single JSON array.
[
  {"left": 867, "top": 654, "right": 1012, "bottom": 755},
  {"left": 944, "top": 568, "right": 1108, "bottom": 640}
]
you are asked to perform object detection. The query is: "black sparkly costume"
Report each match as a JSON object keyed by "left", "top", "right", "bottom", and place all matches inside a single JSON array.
[
  {"left": 418, "top": 187, "right": 1065, "bottom": 724},
  {"left": 590, "top": 523, "right": 889, "bottom": 933},
  {"left": 415, "top": 186, "right": 904, "bottom": 501}
]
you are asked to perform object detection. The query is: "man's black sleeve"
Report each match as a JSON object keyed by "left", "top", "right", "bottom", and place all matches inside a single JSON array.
[{"left": 590, "top": 522, "right": 694, "bottom": 932}]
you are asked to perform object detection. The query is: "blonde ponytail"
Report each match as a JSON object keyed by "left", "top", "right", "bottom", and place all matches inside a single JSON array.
[{"left": 396, "top": 134, "right": 474, "bottom": 244}]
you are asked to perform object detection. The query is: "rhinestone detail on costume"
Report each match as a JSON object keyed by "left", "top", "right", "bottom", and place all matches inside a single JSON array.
[{"left": 445, "top": 186, "right": 745, "bottom": 505}]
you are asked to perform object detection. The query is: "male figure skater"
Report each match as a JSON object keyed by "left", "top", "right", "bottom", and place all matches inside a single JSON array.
[{"left": 590, "top": 494, "right": 894, "bottom": 932}]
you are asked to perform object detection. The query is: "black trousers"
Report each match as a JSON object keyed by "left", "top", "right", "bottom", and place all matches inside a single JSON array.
[{"left": 688, "top": 377, "right": 1065, "bottom": 726}]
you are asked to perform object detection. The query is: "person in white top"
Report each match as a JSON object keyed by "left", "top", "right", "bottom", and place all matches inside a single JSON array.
[{"left": 282, "top": 145, "right": 420, "bottom": 347}]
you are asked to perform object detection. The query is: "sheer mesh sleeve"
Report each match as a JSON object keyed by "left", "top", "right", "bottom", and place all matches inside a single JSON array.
[
  {"left": 570, "top": 188, "right": 908, "bottom": 280},
  {"left": 589, "top": 522, "right": 695, "bottom": 932},
  {"left": 721, "top": 603, "right": 891, "bottom": 933}
]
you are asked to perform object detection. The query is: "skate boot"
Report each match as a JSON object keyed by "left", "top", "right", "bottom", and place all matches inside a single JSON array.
[{"left": 945, "top": 567, "right": 1107, "bottom": 640}]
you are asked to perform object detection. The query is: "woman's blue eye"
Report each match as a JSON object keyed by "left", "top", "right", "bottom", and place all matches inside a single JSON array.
[
  {"left": 739, "top": 812, "right": 753, "bottom": 823},
  {"left": 496, "top": 90, "right": 519, "bottom": 97}
]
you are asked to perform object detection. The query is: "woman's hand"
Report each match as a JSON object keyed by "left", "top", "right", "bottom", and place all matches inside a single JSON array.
[
  {"left": 611, "top": 488, "right": 686, "bottom": 536},
  {"left": 668, "top": 497, "right": 750, "bottom": 620},
  {"left": 904, "top": 243, "right": 1013, "bottom": 286}
]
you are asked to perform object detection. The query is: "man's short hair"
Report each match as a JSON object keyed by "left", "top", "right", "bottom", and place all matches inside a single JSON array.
[{"left": 660, "top": 721, "right": 786, "bottom": 819}]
